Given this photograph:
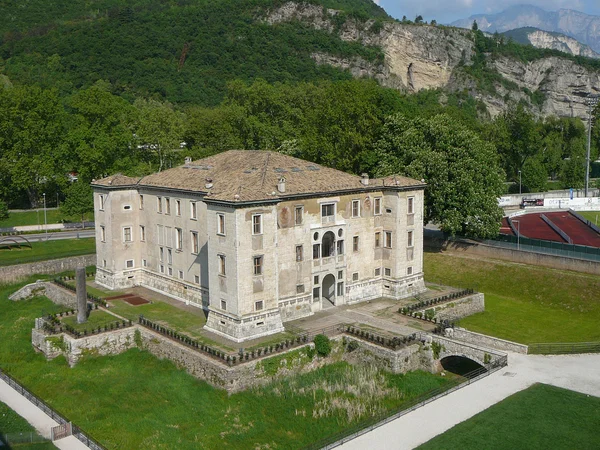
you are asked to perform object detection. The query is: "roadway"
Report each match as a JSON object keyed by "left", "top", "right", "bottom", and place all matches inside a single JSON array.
[{"left": 3, "top": 230, "right": 95, "bottom": 243}]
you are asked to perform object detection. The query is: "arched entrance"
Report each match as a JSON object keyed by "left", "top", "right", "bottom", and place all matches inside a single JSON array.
[
  {"left": 440, "top": 356, "right": 487, "bottom": 378},
  {"left": 322, "top": 273, "right": 336, "bottom": 308},
  {"left": 322, "top": 231, "right": 335, "bottom": 258}
]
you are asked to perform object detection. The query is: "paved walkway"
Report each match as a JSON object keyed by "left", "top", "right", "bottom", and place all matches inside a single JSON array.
[
  {"left": 0, "top": 379, "right": 89, "bottom": 450},
  {"left": 340, "top": 352, "right": 600, "bottom": 450}
]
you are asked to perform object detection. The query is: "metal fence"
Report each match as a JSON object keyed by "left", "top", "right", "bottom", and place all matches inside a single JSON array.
[
  {"left": 303, "top": 354, "right": 508, "bottom": 449},
  {"left": 0, "top": 431, "right": 48, "bottom": 446},
  {"left": 0, "top": 368, "right": 106, "bottom": 449},
  {"left": 528, "top": 342, "right": 600, "bottom": 355}
]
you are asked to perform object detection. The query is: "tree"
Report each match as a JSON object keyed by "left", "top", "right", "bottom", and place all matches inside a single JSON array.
[
  {"left": 415, "top": 15, "right": 423, "bottom": 24},
  {"left": 430, "top": 19, "right": 437, "bottom": 26},
  {"left": 60, "top": 182, "right": 93, "bottom": 228},
  {"left": 375, "top": 114, "right": 505, "bottom": 238},
  {"left": 0, "top": 200, "right": 8, "bottom": 221},
  {"left": 472, "top": 20, "right": 479, "bottom": 31}
]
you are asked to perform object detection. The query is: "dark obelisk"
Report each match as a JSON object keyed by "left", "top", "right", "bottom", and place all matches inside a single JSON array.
[{"left": 76, "top": 267, "right": 88, "bottom": 324}]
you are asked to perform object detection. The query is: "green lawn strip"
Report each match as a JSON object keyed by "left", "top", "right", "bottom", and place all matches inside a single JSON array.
[
  {"left": 61, "top": 310, "right": 125, "bottom": 333},
  {"left": 65, "top": 281, "right": 123, "bottom": 299},
  {"left": 0, "top": 401, "right": 57, "bottom": 449},
  {"left": 0, "top": 280, "right": 451, "bottom": 449},
  {"left": 578, "top": 210, "right": 600, "bottom": 225},
  {"left": 0, "top": 238, "right": 96, "bottom": 266},
  {"left": 423, "top": 253, "right": 600, "bottom": 343},
  {"left": 459, "top": 293, "right": 600, "bottom": 344},
  {"left": 418, "top": 383, "right": 600, "bottom": 450},
  {"left": 0, "top": 210, "right": 93, "bottom": 228}
]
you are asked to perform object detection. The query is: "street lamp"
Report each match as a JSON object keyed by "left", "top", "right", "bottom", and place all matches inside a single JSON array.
[
  {"left": 518, "top": 170, "right": 522, "bottom": 195},
  {"left": 43, "top": 193, "right": 47, "bottom": 236},
  {"left": 585, "top": 94, "right": 599, "bottom": 197},
  {"left": 513, "top": 219, "right": 521, "bottom": 250}
]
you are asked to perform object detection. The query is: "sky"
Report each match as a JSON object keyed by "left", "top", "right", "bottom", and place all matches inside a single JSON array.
[{"left": 374, "top": 1, "right": 600, "bottom": 24}]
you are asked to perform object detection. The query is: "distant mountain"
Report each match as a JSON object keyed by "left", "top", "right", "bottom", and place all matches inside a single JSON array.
[
  {"left": 451, "top": 5, "right": 600, "bottom": 53},
  {"left": 502, "top": 27, "right": 600, "bottom": 59}
]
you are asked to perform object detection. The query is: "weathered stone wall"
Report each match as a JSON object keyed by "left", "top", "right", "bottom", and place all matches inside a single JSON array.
[
  {"left": 10, "top": 281, "right": 77, "bottom": 307},
  {"left": 447, "top": 328, "right": 529, "bottom": 354},
  {"left": 432, "top": 334, "right": 507, "bottom": 368},
  {"left": 414, "top": 294, "right": 485, "bottom": 321},
  {"left": 0, "top": 255, "right": 96, "bottom": 284}
]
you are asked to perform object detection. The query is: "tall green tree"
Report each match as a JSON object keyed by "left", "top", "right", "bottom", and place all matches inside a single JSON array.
[
  {"left": 375, "top": 114, "right": 505, "bottom": 238},
  {"left": 60, "top": 181, "right": 93, "bottom": 228}
]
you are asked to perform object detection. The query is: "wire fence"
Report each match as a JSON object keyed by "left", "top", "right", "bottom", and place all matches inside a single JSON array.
[
  {"left": 0, "top": 431, "right": 48, "bottom": 446},
  {"left": 0, "top": 368, "right": 106, "bottom": 449},
  {"left": 528, "top": 342, "right": 600, "bottom": 355},
  {"left": 303, "top": 354, "right": 508, "bottom": 449}
]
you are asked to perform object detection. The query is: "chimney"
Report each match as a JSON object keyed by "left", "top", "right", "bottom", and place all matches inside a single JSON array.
[
  {"left": 184, "top": 156, "right": 192, "bottom": 165},
  {"left": 205, "top": 178, "right": 213, "bottom": 189},
  {"left": 277, "top": 176, "right": 286, "bottom": 193},
  {"left": 361, "top": 173, "right": 369, "bottom": 186}
]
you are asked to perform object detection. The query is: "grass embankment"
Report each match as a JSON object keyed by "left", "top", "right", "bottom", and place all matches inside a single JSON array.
[
  {"left": 0, "top": 278, "right": 451, "bottom": 449},
  {"left": 0, "top": 401, "right": 57, "bottom": 449},
  {"left": 578, "top": 210, "right": 600, "bottom": 225},
  {"left": 0, "top": 238, "right": 95, "bottom": 266},
  {"left": 424, "top": 253, "right": 600, "bottom": 343},
  {"left": 0, "top": 210, "right": 93, "bottom": 228},
  {"left": 419, "top": 384, "right": 600, "bottom": 450}
]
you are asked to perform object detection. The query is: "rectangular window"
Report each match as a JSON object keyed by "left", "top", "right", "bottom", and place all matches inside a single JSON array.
[
  {"left": 218, "top": 254, "right": 226, "bottom": 276},
  {"left": 338, "top": 270, "right": 343, "bottom": 279},
  {"left": 142, "top": 259, "right": 147, "bottom": 267},
  {"left": 375, "top": 232, "right": 381, "bottom": 248},
  {"left": 375, "top": 268, "right": 381, "bottom": 276},
  {"left": 175, "top": 200, "right": 181, "bottom": 216},
  {"left": 100, "top": 226, "right": 105, "bottom": 242},
  {"left": 337, "top": 282, "right": 344, "bottom": 297},
  {"left": 313, "top": 287, "right": 320, "bottom": 300},
  {"left": 175, "top": 228, "right": 183, "bottom": 250},
  {"left": 353, "top": 236, "right": 359, "bottom": 252},
  {"left": 374, "top": 197, "right": 382, "bottom": 215},
  {"left": 217, "top": 213, "right": 225, "bottom": 235},
  {"left": 165, "top": 198, "right": 171, "bottom": 215},
  {"left": 255, "top": 300, "right": 264, "bottom": 311},
  {"left": 408, "top": 197, "right": 414, "bottom": 215},
  {"left": 123, "top": 227, "right": 132, "bottom": 242},
  {"left": 165, "top": 226, "right": 172, "bottom": 248},
  {"left": 385, "top": 268, "right": 391, "bottom": 276},
  {"left": 295, "top": 206, "right": 303, "bottom": 225},
  {"left": 321, "top": 203, "right": 335, "bottom": 222},
  {"left": 190, "top": 201, "right": 197, "bottom": 220},
  {"left": 157, "top": 196, "right": 162, "bottom": 213},
  {"left": 139, "top": 195, "right": 144, "bottom": 210},
  {"left": 103, "top": 259, "right": 107, "bottom": 268},
  {"left": 194, "top": 275, "right": 200, "bottom": 284},
  {"left": 160, "top": 264, "right": 164, "bottom": 274},
  {"left": 352, "top": 272, "right": 359, "bottom": 281},
  {"left": 336, "top": 239, "right": 344, "bottom": 255},
  {"left": 168, "top": 267, "right": 173, "bottom": 276},
  {"left": 167, "top": 248, "right": 172, "bottom": 265},
  {"left": 126, "top": 259, "right": 134, "bottom": 269},
  {"left": 157, "top": 225, "right": 164, "bottom": 245},
  {"left": 191, "top": 231, "right": 199, "bottom": 254},
  {"left": 253, "top": 256, "right": 263, "bottom": 276},
  {"left": 296, "top": 245, "right": 303, "bottom": 262},
  {"left": 352, "top": 199, "right": 360, "bottom": 218},
  {"left": 159, "top": 247, "right": 164, "bottom": 262},
  {"left": 408, "top": 230, "right": 414, "bottom": 248},
  {"left": 139, "top": 225, "right": 146, "bottom": 242},
  {"left": 178, "top": 270, "right": 184, "bottom": 280},
  {"left": 99, "top": 194, "right": 105, "bottom": 211},
  {"left": 407, "top": 266, "right": 413, "bottom": 276},
  {"left": 296, "top": 284, "right": 305, "bottom": 294},
  {"left": 313, "top": 243, "right": 321, "bottom": 260},
  {"left": 221, "top": 299, "right": 227, "bottom": 311},
  {"left": 252, "top": 214, "right": 262, "bottom": 235},
  {"left": 385, "top": 231, "right": 393, "bottom": 249},
  {"left": 314, "top": 275, "right": 319, "bottom": 285}
]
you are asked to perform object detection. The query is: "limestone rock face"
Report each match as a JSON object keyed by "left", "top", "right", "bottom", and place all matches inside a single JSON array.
[{"left": 527, "top": 30, "right": 600, "bottom": 59}]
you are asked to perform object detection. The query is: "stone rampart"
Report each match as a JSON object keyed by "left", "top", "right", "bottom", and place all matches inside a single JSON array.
[
  {"left": 414, "top": 294, "right": 485, "bottom": 321},
  {"left": 0, "top": 255, "right": 96, "bottom": 284},
  {"left": 447, "top": 328, "right": 528, "bottom": 354},
  {"left": 10, "top": 281, "right": 77, "bottom": 307}
]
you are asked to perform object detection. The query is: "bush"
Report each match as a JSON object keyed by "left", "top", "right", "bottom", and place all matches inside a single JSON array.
[
  {"left": 0, "top": 201, "right": 8, "bottom": 220},
  {"left": 313, "top": 334, "right": 331, "bottom": 357},
  {"left": 346, "top": 340, "right": 359, "bottom": 352}
]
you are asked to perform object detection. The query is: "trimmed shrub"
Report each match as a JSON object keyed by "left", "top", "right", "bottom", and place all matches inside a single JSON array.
[{"left": 313, "top": 334, "right": 331, "bottom": 357}]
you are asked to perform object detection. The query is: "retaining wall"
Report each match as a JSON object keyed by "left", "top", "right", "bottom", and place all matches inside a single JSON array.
[
  {"left": 447, "top": 328, "right": 528, "bottom": 354},
  {"left": 414, "top": 294, "right": 485, "bottom": 321},
  {"left": 10, "top": 281, "right": 77, "bottom": 307},
  {"left": 0, "top": 255, "right": 96, "bottom": 283}
]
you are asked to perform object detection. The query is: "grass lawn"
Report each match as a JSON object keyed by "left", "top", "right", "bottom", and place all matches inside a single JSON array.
[
  {"left": 0, "top": 278, "right": 452, "bottom": 449},
  {"left": 0, "top": 401, "right": 57, "bottom": 449},
  {"left": 578, "top": 210, "right": 600, "bottom": 225},
  {"left": 418, "top": 384, "right": 600, "bottom": 450},
  {"left": 0, "top": 210, "right": 93, "bottom": 229},
  {"left": 0, "top": 238, "right": 95, "bottom": 266},
  {"left": 61, "top": 310, "right": 124, "bottom": 332},
  {"left": 424, "top": 253, "right": 600, "bottom": 343}
]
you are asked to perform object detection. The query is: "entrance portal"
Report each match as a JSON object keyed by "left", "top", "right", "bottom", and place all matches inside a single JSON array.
[{"left": 322, "top": 273, "right": 336, "bottom": 308}]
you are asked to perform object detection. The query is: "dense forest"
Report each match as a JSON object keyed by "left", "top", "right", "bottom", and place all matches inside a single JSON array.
[{"left": 1, "top": 0, "right": 599, "bottom": 238}]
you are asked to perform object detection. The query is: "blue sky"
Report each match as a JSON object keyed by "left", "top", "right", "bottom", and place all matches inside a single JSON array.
[{"left": 375, "top": 1, "right": 600, "bottom": 24}]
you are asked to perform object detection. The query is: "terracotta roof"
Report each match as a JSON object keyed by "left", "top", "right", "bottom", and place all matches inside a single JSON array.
[{"left": 92, "top": 150, "right": 424, "bottom": 203}]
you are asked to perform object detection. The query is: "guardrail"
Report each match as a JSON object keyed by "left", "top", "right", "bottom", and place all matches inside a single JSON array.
[
  {"left": 0, "top": 367, "right": 105, "bottom": 449},
  {"left": 528, "top": 342, "right": 600, "bottom": 355},
  {"left": 303, "top": 354, "right": 508, "bottom": 449}
]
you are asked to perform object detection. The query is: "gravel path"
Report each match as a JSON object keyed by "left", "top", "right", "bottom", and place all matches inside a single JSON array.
[
  {"left": 0, "top": 378, "right": 90, "bottom": 449},
  {"left": 340, "top": 352, "right": 600, "bottom": 450}
]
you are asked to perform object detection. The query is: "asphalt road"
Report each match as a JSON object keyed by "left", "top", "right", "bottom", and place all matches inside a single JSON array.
[{"left": 4, "top": 230, "right": 95, "bottom": 243}]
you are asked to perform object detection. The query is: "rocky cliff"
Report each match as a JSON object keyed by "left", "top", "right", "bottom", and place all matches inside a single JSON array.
[
  {"left": 525, "top": 30, "right": 599, "bottom": 59},
  {"left": 266, "top": 2, "right": 600, "bottom": 120}
]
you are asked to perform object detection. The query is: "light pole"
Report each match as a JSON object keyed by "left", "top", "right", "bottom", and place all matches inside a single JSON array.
[
  {"left": 513, "top": 219, "right": 520, "bottom": 250},
  {"left": 43, "top": 193, "right": 47, "bottom": 236},
  {"left": 585, "top": 94, "right": 599, "bottom": 197},
  {"left": 518, "top": 170, "right": 522, "bottom": 195}
]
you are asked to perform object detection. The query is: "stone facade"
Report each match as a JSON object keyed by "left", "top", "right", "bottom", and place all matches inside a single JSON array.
[
  {"left": 92, "top": 151, "right": 426, "bottom": 342},
  {"left": 0, "top": 255, "right": 96, "bottom": 284}
]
